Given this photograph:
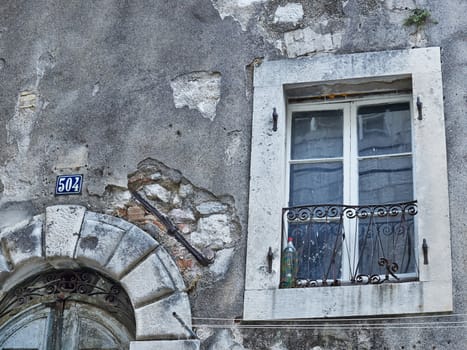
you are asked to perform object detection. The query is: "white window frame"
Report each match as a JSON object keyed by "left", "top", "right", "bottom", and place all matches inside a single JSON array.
[
  {"left": 244, "top": 48, "right": 452, "bottom": 320},
  {"left": 286, "top": 96, "right": 416, "bottom": 283}
]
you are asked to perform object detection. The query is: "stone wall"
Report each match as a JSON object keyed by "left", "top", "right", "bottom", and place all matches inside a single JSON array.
[
  {"left": 105, "top": 158, "right": 242, "bottom": 310},
  {"left": 0, "top": 0, "right": 466, "bottom": 349}
]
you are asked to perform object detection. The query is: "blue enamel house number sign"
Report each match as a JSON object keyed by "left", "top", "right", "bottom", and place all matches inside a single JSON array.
[{"left": 55, "top": 175, "right": 83, "bottom": 195}]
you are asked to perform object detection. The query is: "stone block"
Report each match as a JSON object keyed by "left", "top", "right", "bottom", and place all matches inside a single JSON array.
[
  {"left": 75, "top": 218, "right": 126, "bottom": 269},
  {"left": 130, "top": 340, "right": 200, "bottom": 350},
  {"left": 127, "top": 206, "right": 146, "bottom": 222},
  {"left": 45, "top": 205, "right": 86, "bottom": 267},
  {"left": 105, "top": 226, "right": 158, "bottom": 279},
  {"left": 143, "top": 184, "right": 171, "bottom": 203},
  {"left": 2, "top": 214, "right": 43, "bottom": 268},
  {"left": 134, "top": 292, "right": 192, "bottom": 339},
  {"left": 191, "top": 214, "right": 231, "bottom": 249},
  {"left": 149, "top": 172, "right": 162, "bottom": 180},
  {"left": 274, "top": 3, "right": 304, "bottom": 24},
  {"left": 178, "top": 184, "right": 193, "bottom": 198},
  {"left": 284, "top": 27, "right": 342, "bottom": 57},
  {"left": 195, "top": 201, "right": 228, "bottom": 215},
  {"left": 168, "top": 208, "right": 195, "bottom": 223},
  {"left": 209, "top": 248, "right": 234, "bottom": 278},
  {"left": 107, "top": 189, "right": 132, "bottom": 209},
  {"left": 84, "top": 211, "right": 134, "bottom": 231},
  {"left": 121, "top": 251, "right": 177, "bottom": 308},
  {"left": 0, "top": 249, "right": 12, "bottom": 282},
  {"left": 155, "top": 247, "right": 186, "bottom": 291}
]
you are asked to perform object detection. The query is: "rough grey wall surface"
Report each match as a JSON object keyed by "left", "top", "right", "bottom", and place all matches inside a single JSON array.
[{"left": 0, "top": 0, "right": 466, "bottom": 349}]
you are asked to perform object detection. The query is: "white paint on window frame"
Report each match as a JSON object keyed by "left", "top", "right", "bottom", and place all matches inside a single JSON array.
[
  {"left": 244, "top": 47, "right": 452, "bottom": 320},
  {"left": 285, "top": 96, "right": 416, "bottom": 283}
]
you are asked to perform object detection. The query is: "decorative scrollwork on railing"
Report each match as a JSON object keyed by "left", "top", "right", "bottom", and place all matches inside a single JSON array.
[
  {"left": 0, "top": 269, "right": 132, "bottom": 321},
  {"left": 281, "top": 201, "right": 418, "bottom": 288}
]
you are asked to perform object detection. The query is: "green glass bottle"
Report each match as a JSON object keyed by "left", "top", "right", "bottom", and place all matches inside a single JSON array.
[{"left": 280, "top": 237, "right": 297, "bottom": 288}]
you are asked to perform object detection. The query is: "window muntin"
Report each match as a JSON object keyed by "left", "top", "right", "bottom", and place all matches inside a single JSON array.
[{"left": 286, "top": 96, "right": 416, "bottom": 283}]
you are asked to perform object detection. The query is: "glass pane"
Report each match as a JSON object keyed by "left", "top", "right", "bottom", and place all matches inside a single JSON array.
[
  {"left": 290, "top": 162, "right": 343, "bottom": 206},
  {"left": 358, "top": 215, "right": 416, "bottom": 276},
  {"left": 291, "top": 110, "right": 343, "bottom": 159},
  {"left": 289, "top": 221, "right": 343, "bottom": 281},
  {"left": 359, "top": 156, "right": 413, "bottom": 204},
  {"left": 357, "top": 103, "right": 411, "bottom": 156}
]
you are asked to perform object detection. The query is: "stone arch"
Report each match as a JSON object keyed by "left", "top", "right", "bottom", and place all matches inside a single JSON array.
[{"left": 0, "top": 205, "right": 199, "bottom": 350}]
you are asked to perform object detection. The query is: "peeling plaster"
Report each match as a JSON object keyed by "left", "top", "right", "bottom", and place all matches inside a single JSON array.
[
  {"left": 35, "top": 51, "right": 55, "bottom": 89},
  {"left": 0, "top": 91, "right": 42, "bottom": 200},
  {"left": 0, "top": 50, "right": 54, "bottom": 202},
  {"left": 384, "top": 0, "right": 417, "bottom": 10},
  {"left": 7, "top": 91, "right": 39, "bottom": 156},
  {"left": 270, "top": 340, "right": 288, "bottom": 350},
  {"left": 284, "top": 26, "right": 343, "bottom": 57},
  {"left": 274, "top": 3, "right": 304, "bottom": 25},
  {"left": 225, "top": 132, "right": 242, "bottom": 166},
  {"left": 207, "top": 329, "right": 246, "bottom": 350},
  {"left": 211, "top": 0, "right": 269, "bottom": 31},
  {"left": 170, "top": 71, "right": 222, "bottom": 121},
  {"left": 92, "top": 82, "right": 100, "bottom": 96},
  {"left": 54, "top": 145, "right": 88, "bottom": 172}
]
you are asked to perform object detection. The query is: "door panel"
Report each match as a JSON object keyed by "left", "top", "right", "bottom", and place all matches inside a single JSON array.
[
  {"left": 0, "top": 306, "right": 50, "bottom": 350},
  {"left": 0, "top": 269, "right": 133, "bottom": 350},
  {"left": 0, "top": 302, "right": 131, "bottom": 350},
  {"left": 63, "top": 302, "right": 129, "bottom": 350}
]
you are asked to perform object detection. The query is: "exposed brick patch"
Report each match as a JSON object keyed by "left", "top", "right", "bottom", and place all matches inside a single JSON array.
[{"left": 104, "top": 158, "right": 241, "bottom": 291}]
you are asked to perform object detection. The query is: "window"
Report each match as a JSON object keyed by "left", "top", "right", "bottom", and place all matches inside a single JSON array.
[
  {"left": 285, "top": 97, "right": 417, "bottom": 286},
  {"left": 244, "top": 48, "right": 452, "bottom": 320}
]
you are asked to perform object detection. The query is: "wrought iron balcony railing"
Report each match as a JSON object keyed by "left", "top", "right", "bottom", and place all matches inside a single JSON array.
[{"left": 281, "top": 201, "right": 418, "bottom": 288}]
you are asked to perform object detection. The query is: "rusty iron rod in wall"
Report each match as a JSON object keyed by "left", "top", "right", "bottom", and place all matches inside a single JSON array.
[{"left": 130, "top": 190, "right": 213, "bottom": 266}]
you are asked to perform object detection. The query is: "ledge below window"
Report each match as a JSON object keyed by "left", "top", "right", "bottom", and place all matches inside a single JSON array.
[{"left": 244, "top": 280, "right": 452, "bottom": 320}]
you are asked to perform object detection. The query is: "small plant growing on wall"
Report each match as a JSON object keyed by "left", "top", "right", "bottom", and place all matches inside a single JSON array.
[{"left": 404, "top": 8, "right": 437, "bottom": 29}]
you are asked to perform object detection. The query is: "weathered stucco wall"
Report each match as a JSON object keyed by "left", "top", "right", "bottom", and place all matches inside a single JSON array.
[{"left": 0, "top": 0, "right": 466, "bottom": 349}]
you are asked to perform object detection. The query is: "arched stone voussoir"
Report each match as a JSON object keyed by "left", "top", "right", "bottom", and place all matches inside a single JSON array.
[
  {"left": 1, "top": 205, "right": 195, "bottom": 345},
  {"left": 104, "top": 225, "right": 159, "bottom": 280},
  {"left": 74, "top": 210, "right": 163, "bottom": 281},
  {"left": 134, "top": 292, "right": 193, "bottom": 340},
  {"left": 45, "top": 205, "right": 86, "bottom": 268},
  {"left": 84, "top": 211, "right": 136, "bottom": 232},
  {"left": 0, "top": 215, "right": 48, "bottom": 294},
  {"left": 130, "top": 340, "right": 200, "bottom": 350},
  {"left": 121, "top": 248, "right": 183, "bottom": 309},
  {"left": 155, "top": 246, "right": 186, "bottom": 291},
  {"left": 2, "top": 214, "right": 44, "bottom": 268},
  {"left": 74, "top": 213, "right": 128, "bottom": 272},
  {"left": 118, "top": 232, "right": 187, "bottom": 305}
]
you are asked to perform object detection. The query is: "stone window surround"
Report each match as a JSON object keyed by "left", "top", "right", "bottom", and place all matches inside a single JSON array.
[
  {"left": 0, "top": 205, "right": 200, "bottom": 350},
  {"left": 244, "top": 47, "right": 453, "bottom": 320}
]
